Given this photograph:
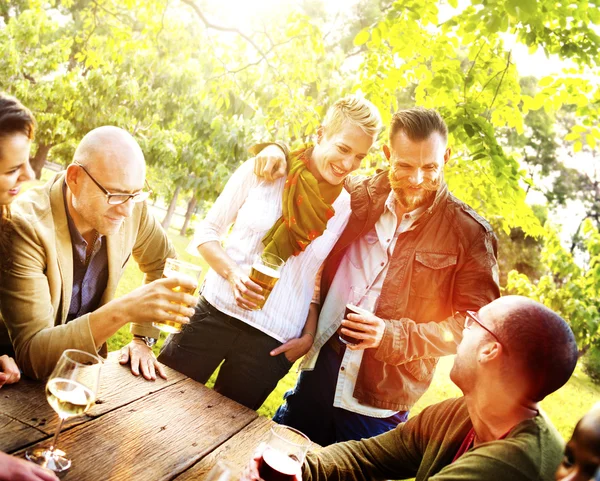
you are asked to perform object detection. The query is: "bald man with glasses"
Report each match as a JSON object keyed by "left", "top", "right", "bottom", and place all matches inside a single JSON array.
[{"left": 0, "top": 126, "right": 198, "bottom": 380}]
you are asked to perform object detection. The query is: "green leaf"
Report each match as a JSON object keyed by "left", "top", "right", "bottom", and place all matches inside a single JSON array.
[
  {"left": 538, "top": 76, "right": 554, "bottom": 87},
  {"left": 518, "top": 0, "right": 538, "bottom": 16},
  {"left": 586, "top": 134, "right": 597, "bottom": 150},
  {"left": 354, "top": 29, "right": 370, "bottom": 47},
  {"left": 371, "top": 27, "right": 381, "bottom": 45},
  {"left": 464, "top": 123, "right": 475, "bottom": 137},
  {"left": 505, "top": 0, "right": 519, "bottom": 17}
]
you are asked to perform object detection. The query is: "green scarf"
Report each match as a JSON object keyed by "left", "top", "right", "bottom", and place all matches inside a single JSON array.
[{"left": 262, "top": 146, "right": 343, "bottom": 261}]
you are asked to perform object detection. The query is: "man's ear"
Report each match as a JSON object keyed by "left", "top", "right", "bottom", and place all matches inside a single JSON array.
[
  {"left": 444, "top": 147, "right": 451, "bottom": 165},
  {"left": 478, "top": 341, "right": 502, "bottom": 364},
  {"left": 65, "top": 163, "right": 81, "bottom": 196},
  {"left": 383, "top": 144, "right": 391, "bottom": 161}
]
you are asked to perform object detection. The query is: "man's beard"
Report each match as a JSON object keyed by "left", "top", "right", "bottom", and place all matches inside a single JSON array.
[{"left": 388, "top": 171, "right": 442, "bottom": 211}]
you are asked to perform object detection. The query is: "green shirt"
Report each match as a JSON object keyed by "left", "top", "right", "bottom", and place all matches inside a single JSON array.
[{"left": 303, "top": 397, "right": 564, "bottom": 481}]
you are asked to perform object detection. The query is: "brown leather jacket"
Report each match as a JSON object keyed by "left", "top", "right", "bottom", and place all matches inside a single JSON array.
[{"left": 320, "top": 171, "right": 501, "bottom": 410}]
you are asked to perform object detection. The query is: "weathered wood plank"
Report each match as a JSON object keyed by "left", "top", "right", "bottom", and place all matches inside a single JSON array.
[
  {"left": 174, "top": 416, "right": 274, "bottom": 480},
  {"left": 0, "top": 413, "right": 47, "bottom": 453},
  {"left": 176, "top": 417, "right": 323, "bottom": 480},
  {"left": 17, "top": 378, "right": 258, "bottom": 481},
  {"left": 0, "top": 351, "right": 186, "bottom": 435}
]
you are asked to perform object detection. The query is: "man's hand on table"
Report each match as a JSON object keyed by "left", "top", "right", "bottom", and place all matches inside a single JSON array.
[
  {"left": 0, "top": 452, "right": 58, "bottom": 481},
  {"left": 253, "top": 144, "right": 287, "bottom": 181},
  {"left": 241, "top": 443, "right": 302, "bottom": 481},
  {"left": 119, "top": 340, "right": 167, "bottom": 381},
  {"left": 0, "top": 354, "right": 20, "bottom": 388}
]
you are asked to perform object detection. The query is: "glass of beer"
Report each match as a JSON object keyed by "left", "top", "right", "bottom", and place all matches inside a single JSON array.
[
  {"left": 153, "top": 258, "right": 202, "bottom": 333},
  {"left": 244, "top": 252, "right": 285, "bottom": 310},
  {"left": 339, "top": 287, "right": 379, "bottom": 346},
  {"left": 26, "top": 349, "right": 102, "bottom": 473},
  {"left": 258, "top": 425, "right": 310, "bottom": 481}
]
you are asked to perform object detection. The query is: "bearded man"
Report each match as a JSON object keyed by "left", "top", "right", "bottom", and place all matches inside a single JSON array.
[{"left": 258, "top": 107, "right": 501, "bottom": 446}]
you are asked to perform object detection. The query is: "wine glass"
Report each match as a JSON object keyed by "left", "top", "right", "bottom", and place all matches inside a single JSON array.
[
  {"left": 258, "top": 425, "right": 310, "bottom": 481},
  {"left": 26, "top": 349, "right": 102, "bottom": 473}
]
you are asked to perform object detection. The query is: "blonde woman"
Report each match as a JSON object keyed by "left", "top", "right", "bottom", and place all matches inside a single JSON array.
[{"left": 159, "top": 96, "right": 382, "bottom": 410}]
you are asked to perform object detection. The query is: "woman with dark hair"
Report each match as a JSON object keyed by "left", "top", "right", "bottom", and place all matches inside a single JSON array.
[
  {"left": 0, "top": 92, "right": 36, "bottom": 388},
  {"left": 0, "top": 94, "right": 59, "bottom": 480},
  {"left": 0, "top": 93, "right": 36, "bottom": 259}
]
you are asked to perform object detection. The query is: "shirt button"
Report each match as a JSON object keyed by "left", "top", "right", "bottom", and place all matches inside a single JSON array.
[
  {"left": 404, "top": 214, "right": 410, "bottom": 219},
  {"left": 340, "top": 366, "right": 345, "bottom": 372},
  {"left": 380, "top": 262, "right": 385, "bottom": 267},
  {"left": 386, "top": 238, "right": 391, "bottom": 242}
]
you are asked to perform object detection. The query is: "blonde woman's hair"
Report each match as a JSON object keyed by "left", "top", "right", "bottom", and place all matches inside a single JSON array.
[{"left": 322, "top": 96, "right": 382, "bottom": 139}]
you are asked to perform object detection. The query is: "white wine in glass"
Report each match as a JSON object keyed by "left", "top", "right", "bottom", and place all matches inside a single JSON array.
[{"left": 26, "top": 349, "right": 102, "bottom": 473}]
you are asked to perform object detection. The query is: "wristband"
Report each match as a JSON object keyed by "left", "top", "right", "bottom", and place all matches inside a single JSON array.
[{"left": 133, "top": 334, "right": 157, "bottom": 348}]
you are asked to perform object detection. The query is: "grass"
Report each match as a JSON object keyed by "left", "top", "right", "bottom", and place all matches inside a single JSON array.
[{"left": 24, "top": 171, "right": 599, "bottom": 442}]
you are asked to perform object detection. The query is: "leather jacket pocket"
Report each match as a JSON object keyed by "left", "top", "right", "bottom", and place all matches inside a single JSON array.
[
  {"left": 410, "top": 252, "right": 458, "bottom": 299},
  {"left": 404, "top": 357, "right": 438, "bottom": 381}
]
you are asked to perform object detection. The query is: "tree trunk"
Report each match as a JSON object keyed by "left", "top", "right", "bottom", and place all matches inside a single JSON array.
[
  {"left": 30, "top": 143, "right": 52, "bottom": 179},
  {"left": 180, "top": 196, "right": 198, "bottom": 236},
  {"left": 162, "top": 184, "right": 181, "bottom": 230}
]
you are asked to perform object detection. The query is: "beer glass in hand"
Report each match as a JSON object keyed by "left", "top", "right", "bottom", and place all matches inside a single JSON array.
[
  {"left": 26, "top": 349, "right": 102, "bottom": 473},
  {"left": 258, "top": 425, "right": 310, "bottom": 481},
  {"left": 339, "top": 287, "right": 379, "bottom": 346},
  {"left": 244, "top": 253, "right": 284, "bottom": 310},
  {"left": 154, "top": 258, "right": 202, "bottom": 333}
]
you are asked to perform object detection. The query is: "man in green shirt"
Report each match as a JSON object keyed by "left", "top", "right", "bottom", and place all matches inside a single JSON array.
[{"left": 244, "top": 295, "right": 578, "bottom": 481}]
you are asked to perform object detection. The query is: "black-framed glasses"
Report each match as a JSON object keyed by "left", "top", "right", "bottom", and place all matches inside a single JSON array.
[
  {"left": 465, "top": 310, "right": 504, "bottom": 347},
  {"left": 74, "top": 162, "right": 152, "bottom": 205}
]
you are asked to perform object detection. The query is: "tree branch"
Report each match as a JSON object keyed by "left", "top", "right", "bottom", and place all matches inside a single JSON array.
[
  {"left": 205, "top": 33, "right": 309, "bottom": 81},
  {"left": 464, "top": 42, "right": 485, "bottom": 105},
  {"left": 180, "top": 0, "right": 271, "bottom": 64},
  {"left": 89, "top": 0, "right": 133, "bottom": 26},
  {"left": 486, "top": 51, "right": 512, "bottom": 121},
  {"left": 154, "top": 0, "right": 170, "bottom": 51}
]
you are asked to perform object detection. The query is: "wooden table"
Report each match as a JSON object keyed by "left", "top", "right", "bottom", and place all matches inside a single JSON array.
[{"left": 0, "top": 352, "right": 280, "bottom": 480}]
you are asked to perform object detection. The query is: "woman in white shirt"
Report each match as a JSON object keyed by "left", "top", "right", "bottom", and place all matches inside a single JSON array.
[{"left": 158, "top": 96, "right": 381, "bottom": 409}]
